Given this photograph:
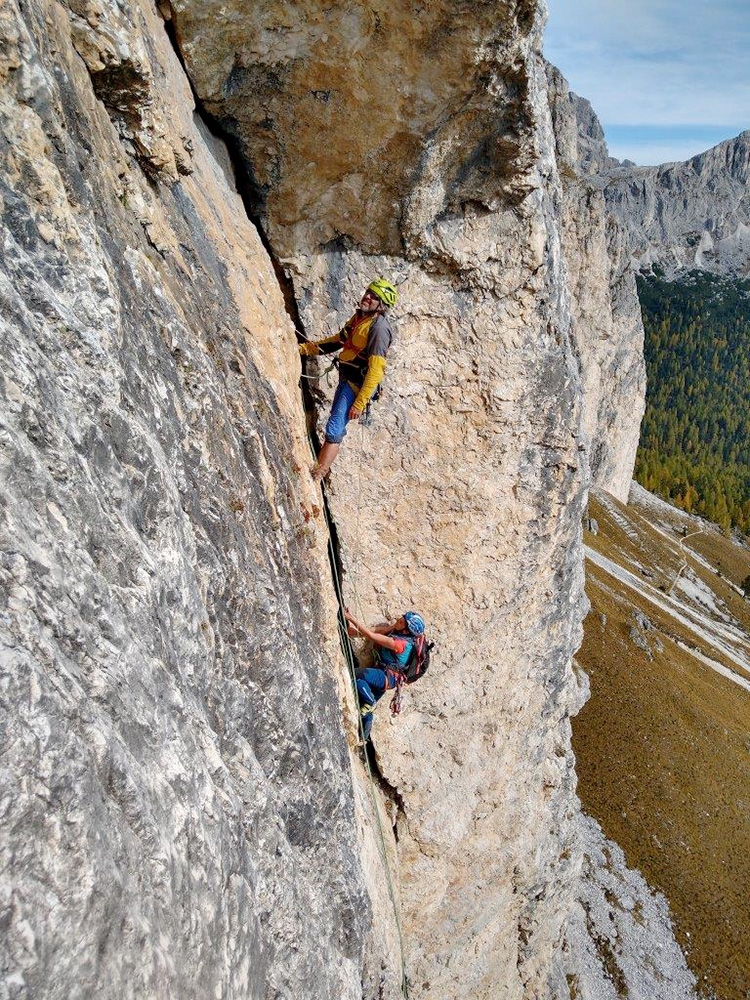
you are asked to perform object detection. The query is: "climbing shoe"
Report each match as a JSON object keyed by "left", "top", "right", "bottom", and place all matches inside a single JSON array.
[{"left": 360, "top": 702, "right": 374, "bottom": 717}]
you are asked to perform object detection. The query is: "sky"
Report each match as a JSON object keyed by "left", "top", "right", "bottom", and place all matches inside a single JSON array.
[{"left": 544, "top": 0, "right": 749, "bottom": 165}]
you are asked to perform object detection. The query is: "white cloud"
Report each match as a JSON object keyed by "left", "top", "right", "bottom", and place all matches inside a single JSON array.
[{"left": 545, "top": 0, "right": 750, "bottom": 127}]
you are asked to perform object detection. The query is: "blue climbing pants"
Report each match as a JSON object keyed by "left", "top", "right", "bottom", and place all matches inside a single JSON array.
[
  {"left": 325, "top": 381, "right": 358, "bottom": 444},
  {"left": 355, "top": 667, "right": 394, "bottom": 740}
]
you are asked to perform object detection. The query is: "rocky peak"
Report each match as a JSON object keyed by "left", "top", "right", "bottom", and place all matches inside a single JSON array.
[
  {"left": 545, "top": 65, "right": 646, "bottom": 502},
  {"left": 603, "top": 130, "right": 750, "bottom": 277},
  {"left": 545, "top": 62, "right": 620, "bottom": 178}
]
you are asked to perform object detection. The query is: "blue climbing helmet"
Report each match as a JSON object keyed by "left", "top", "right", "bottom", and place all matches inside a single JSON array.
[{"left": 403, "top": 611, "right": 425, "bottom": 636}]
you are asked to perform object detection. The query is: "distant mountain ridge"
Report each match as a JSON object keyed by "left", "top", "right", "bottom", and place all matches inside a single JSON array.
[
  {"left": 603, "top": 131, "right": 750, "bottom": 278},
  {"left": 548, "top": 66, "right": 749, "bottom": 280}
]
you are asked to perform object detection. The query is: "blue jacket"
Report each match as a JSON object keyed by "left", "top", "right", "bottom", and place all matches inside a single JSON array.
[{"left": 377, "top": 633, "right": 414, "bottom": 671}]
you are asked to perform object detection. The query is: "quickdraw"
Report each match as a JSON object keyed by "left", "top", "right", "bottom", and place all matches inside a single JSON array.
[
  {"left": 299, "top": 357, "right": 338, "bottom": 380},
  {"left": 389, "top": 670, "right": 405, "bottom": 716}
]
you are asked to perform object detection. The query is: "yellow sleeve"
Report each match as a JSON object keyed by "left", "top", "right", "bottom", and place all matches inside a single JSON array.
[{"left": 353, "top": 355, "right": 387, "bottom": 411}]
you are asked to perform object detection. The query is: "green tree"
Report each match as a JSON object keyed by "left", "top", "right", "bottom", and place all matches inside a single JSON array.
[{"left": 634, "top": 270, "right": 750, "bottom": 535}]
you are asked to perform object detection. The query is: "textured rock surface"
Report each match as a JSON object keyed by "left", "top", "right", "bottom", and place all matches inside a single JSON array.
[
  {"left": 545, "top": 68, "right": 619, "bottom": 179},
  {"left": 0, "top": 2, "right": 690, "bottom": 999},
  {"left": 167, "top": 3, "right": 649, "bottom": 997},
  {"left": 546, "top": 66, "right": 645, "bottom": 502},
  {"left": 0, "top": 2, "right": 400, "bottom": 997},
  {"left": 169, "top": 0, "right": 540, "bottom": 260},
  {"left": 554, "top": 817, "right": 697, "bottom": 1000},
  {"left": 298, "top": 239, "right": 589, "bottom": 1000},
  {"left": 603, "top": 131, "right": 750, "bottom": 278}
]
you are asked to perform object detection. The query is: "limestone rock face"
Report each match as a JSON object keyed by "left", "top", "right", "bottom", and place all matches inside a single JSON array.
[
  {"left": 603, "top": 131, "right": 750, "bottom": 278},
  {"left": 171, "top": 4, "right": 597, "bottom": 997},
  {"left": 546, "top": 66, "right": 646, "bottom": 502},
  {"left": 0, "top": 3, "right": 397, "bottom": 997},
  {"left": 168, "top": 0, "right": 540, "bottom": 259},
  {"left": 0, "top": 1, "right": 682, "bottom": 999},
  {"left": 62, "top": 0, "right": 182, "bottom": 179},
  {"left": 545, "top": 67, "right": 619, "bottom": 179},
  {"left": 296, "top": 240, "right": 589, "bottom": 1000}
]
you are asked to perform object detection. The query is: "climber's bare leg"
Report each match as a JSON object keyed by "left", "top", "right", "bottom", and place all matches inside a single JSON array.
[{"left": 311, "top": 441, "right": 340, "bottom": 482}]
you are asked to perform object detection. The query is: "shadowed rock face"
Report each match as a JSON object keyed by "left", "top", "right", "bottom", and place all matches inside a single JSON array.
[{"left": 169, "top": 0, "right": 540, "bottom": 257}]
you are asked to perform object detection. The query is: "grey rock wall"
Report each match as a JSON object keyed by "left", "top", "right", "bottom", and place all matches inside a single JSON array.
[
  {"left": 0, "top": 2, "right": 689, "bottom": 1000},
  {"left": 545, "top": 66, "right": 619, "bottom": 178},
  {"left": 0, "top": 2, "right": 394, "bottom": 997},
  {"left": 292, "top": 225, "right": 589, "bottom": 1000},
  {"left": 547, "top": 65, "right": 645, "bottom": 502},
  {"left": 166, "top": 4, "right": 621, "bottom": 998}
]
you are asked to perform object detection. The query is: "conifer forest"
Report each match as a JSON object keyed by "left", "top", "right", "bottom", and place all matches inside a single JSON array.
[{"left": 635, "top": 271, "right": 750, "bottom": 534}]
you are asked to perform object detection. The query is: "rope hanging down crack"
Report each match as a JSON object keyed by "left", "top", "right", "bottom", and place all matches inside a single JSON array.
[{"left": 303, "top": 410, "right": 409, "bottom": 998}]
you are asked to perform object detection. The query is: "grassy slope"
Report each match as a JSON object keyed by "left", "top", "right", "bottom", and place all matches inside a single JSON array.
[{"left": 576, "top": 489, "right": 750, "bottom": 1000}]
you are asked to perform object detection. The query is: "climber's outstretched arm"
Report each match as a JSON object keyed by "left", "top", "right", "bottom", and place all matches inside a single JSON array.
[{"left": 344, "top": 609, "right": 401, "bottom": 652}]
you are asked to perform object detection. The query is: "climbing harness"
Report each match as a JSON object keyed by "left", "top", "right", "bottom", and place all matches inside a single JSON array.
[{"left": 386, "top": 634, "right": 433, "bottom": 717}]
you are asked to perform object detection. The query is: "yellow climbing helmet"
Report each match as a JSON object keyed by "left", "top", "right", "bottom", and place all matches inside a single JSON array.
[{"left": 367, "top": 277, "right": 398, "bottom": 309}]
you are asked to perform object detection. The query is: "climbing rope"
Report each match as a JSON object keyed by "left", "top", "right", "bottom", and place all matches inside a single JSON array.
[
  {"left": 349, "top": 420, "right": 367, "bottom": 621},
  {"left": 298, "top": 359, "right": 338, "bottom": 381},
  {"left": 350, "top": 423, "right": 404, "bottom": 722},
  {"left": 303, "top": 407, "right": 409, "bottom": 998}
]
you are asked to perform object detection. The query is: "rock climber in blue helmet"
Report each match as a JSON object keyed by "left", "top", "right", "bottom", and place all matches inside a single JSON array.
[{"left": 344, "top": 608, "right": 426, "bottom": 742}]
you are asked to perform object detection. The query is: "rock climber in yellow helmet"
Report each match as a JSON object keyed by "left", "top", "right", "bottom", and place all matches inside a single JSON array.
[{"left": 299, "top": 278, "right": 398, "bottom": 482}]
